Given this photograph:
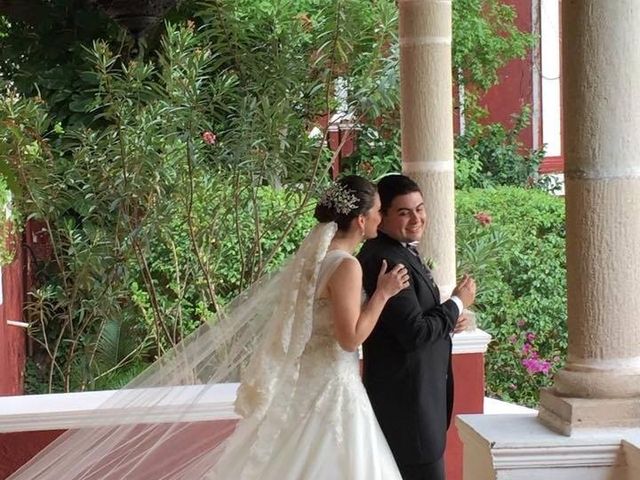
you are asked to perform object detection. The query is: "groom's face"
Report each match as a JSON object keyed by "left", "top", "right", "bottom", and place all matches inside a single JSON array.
[{"left": 380, "top": 191, "right": 427, "bottom": 243}]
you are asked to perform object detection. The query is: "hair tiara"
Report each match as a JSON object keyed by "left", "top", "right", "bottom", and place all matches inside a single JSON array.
[{"left": 318, "top": 182, "right": 360, "bottom": 215}]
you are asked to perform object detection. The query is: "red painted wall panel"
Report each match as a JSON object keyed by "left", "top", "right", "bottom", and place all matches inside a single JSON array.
[
  {"left": 0, "top": 237, "right": 25, "bottom": 396},
  {"left": 0, "top": 421, "right": 239, "bottom": 479},
  {"left": 0, "top": 430, "right": 65, "bottom": 479},
  {"left": 479, "top": 0, "right": 538, "bottom": 150},
  {"left": 539, "top": 155, "right": 564, "bottom": 174},
  {"left": 445, "top": 352, "right": 486, "bottom": 480}
]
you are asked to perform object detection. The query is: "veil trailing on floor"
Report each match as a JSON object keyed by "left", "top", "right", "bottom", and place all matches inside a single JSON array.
[{"left": 10, "top": 222, "right": 338, "bottom": 480}]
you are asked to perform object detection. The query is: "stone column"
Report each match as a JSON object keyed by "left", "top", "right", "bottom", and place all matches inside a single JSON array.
[
  {"left": 538, "top": 0, "right": 640, "bottom": 435},
  {"left": 398, "top": 0, "right": 456, "bottom": 293}
]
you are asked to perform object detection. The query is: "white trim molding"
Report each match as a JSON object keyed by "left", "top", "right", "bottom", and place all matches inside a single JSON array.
[
  {"left": 0, "top": 384, "right": 240, "bottom": 433},
  {"left": 452, "top": 328, "right": 492, "bottom": 354},
  {"left": 399, "top": 36, "right": 451, "bottom": 47},
  {"left": 402, "top": 160, "right": 454, "bottom": 173}
]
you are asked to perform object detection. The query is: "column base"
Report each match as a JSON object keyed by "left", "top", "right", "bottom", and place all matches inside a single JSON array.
[
  {"left": 538, "top": 388, "right": 640, "bottom": 436},
  {"left": 553, "top": 367, "right": 640, "bottom": 398},
  {"left": 456, "top": 413, "right": 636, "bottom": 480}
]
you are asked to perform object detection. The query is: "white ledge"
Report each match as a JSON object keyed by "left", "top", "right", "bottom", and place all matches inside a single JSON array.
[
  {"left": 623, "top": 439, "right": 640, "bottom": 476},
  {"left": 456, "top": 413, "right": 640, "bottom": 470},
  {"left": 0, "top": 384, "right": 520, "bottom": 436},
  {"left": 483, "top": 397, "right": 537, "bottom": 415},
  {"left": 0, "top": 384, "right": 240, "bottom": 433},
  {"left": 452, "top": 328, "right": 492, "bottom": 354}
]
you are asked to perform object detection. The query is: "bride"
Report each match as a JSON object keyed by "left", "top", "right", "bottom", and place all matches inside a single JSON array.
[
  {"left": 10, "top": 175, "right": 409, "bottom": 479},
  {"left": 209, "top": 175, "right": 408, "bottom": 479}
]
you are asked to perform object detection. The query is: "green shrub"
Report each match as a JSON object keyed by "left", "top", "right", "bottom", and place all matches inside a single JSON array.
[
  {"left": 456, "top": 187, "right": 566, "bottom": 407},
  {"left": 4, "top": 14, "right": 364, "bottom": 392},
  {"left": 455, "top": 107, "right": 546, "bottom": 190}
]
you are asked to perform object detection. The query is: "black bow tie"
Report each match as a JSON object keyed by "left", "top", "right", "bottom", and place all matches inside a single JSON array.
[
  {"left": 405, "top": 244, "right": 427, "bottom": 269},
  {"left": 405, "top": 243, "right": 421, "bottom": 257}
]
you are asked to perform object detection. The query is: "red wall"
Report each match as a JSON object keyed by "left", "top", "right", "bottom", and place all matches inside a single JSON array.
[
  {"left": 445, "top": 352, "right": 486, "bottom": 480},
  {"left": 0, "top": 421, "right": 238, "bottom": 479},
  {"left": 479, "top": 0, "right": 539, "bottom": 150},
  {"left": 0, "top": 238, "right": 25, "bottom": 396},
  {"left": 0, "top": 219, "right": 53, "bottom": 395},
  {"left": 0, "top": 430, "right": 64, "bottom": 479}
]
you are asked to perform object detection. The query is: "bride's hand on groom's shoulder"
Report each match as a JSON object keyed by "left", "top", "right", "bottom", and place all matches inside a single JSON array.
[{"left": 376, "top": 260, "right": 410, "bottom": 299}]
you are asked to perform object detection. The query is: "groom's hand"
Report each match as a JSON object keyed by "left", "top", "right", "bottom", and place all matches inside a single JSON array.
[
  {"left": 453, "top": 314, "right": 471, "bottom": 334},
  {"left": 452, "top": 274, "right": 476, "bottom": 308}
]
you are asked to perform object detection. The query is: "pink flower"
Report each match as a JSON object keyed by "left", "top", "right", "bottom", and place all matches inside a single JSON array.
[
  {"left": 521, "top": 358, "right": 535, "bottom": 372},
  {"left": 516, "top": 319, "right": 526, "bottom": 328},
  {"left": 201, "top": 131, "right": 217, "bottom": 145},
  {"left": 473, "top": 212, "right": 492, "bottom": 226},
  {"left": 526, "top": 332, "right": 536, "bottom": 342},
  {"left": 508, "top": 334, "right": 517, "bottom": 344},
  {"left": 522, "top": 343, "right": 532, "bottom": 355},
  {"left": 521, "top": 357, "right": 552, "bottom": 375}
]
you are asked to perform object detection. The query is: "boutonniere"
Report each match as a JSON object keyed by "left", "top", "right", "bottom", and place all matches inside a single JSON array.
[{"left": 425, "top": 257, "right": 437, "bottom": 270}]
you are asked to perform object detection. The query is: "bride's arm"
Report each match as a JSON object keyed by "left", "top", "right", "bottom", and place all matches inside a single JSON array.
[{"left": 327, "top": 258, "right": 408, "bottom": 352}]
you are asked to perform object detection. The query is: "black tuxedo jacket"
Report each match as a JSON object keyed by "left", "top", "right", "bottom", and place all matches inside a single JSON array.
[{"left": 358, "top": 232, "right": 459, "bottom": 466}]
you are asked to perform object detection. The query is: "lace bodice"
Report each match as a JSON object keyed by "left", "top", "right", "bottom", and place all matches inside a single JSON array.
[
  {"left": 301, "top": 250, "right": 360, "bottom": 377},
  {"left": 310, "top": 250, "right": 358, "bottom": 337}
]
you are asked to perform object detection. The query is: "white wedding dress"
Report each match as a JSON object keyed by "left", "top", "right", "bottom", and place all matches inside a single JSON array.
[{"left": 208, "top": 250, "right": 402, "bottom": 479}]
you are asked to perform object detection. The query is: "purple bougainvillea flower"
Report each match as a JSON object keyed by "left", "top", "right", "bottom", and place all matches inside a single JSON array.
[{"left": 522, "top": 357, "right": 552, "bottom": 375}]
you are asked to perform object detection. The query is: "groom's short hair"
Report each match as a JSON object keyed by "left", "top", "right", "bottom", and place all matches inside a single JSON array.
[{"left": 377, "top": 174, "right": 422, "bottom": 213}]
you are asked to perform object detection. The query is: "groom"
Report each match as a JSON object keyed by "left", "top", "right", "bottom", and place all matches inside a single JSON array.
[{"left": 358, "top": 174, "right": 476, "bottom": 480}]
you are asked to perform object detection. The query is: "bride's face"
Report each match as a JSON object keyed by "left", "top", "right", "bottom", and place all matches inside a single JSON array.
[{"left": 362, "top": 193, "right": 382, "bottom": 239}]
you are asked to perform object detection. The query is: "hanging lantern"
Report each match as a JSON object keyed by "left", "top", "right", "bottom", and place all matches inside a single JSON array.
[{"left": 89, "top": 0, "right": 179, "bottom": 39}]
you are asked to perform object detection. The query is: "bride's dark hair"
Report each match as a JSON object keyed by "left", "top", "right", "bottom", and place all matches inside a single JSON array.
[{"left": 314, "top": 175, "right": 376, "bottom": 231}]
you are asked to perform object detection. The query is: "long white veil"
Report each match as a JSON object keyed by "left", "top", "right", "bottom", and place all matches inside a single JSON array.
[{"left": 9, "top": 222, "right": 338, "bottom": 479}]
